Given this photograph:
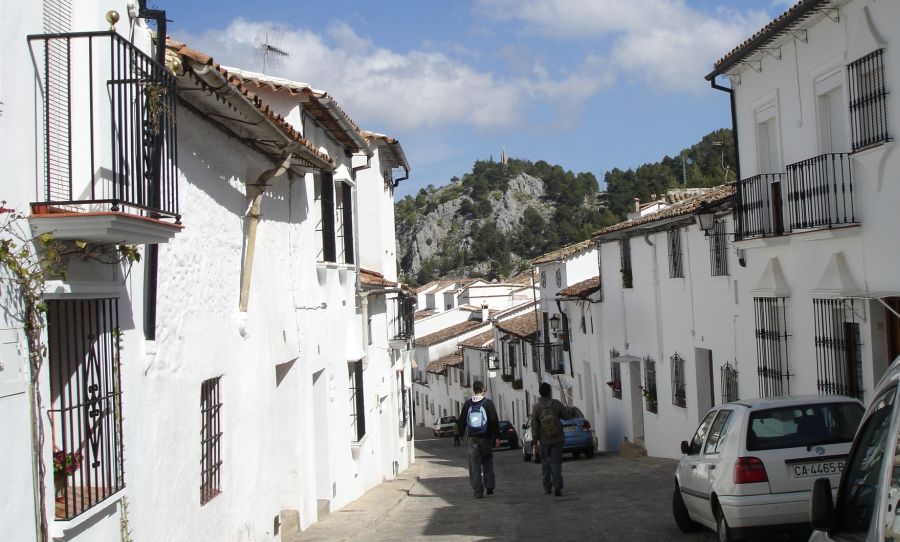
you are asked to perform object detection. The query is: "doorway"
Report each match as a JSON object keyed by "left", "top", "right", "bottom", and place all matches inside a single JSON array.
[
  {"left": 695, "top": 349, "right": 714, "bottom": 421},
  {"left": 628, "top": 363, "right": 644, "bottom": 440}
]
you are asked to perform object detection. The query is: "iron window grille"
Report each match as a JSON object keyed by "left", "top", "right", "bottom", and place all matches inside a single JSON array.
[
  {"left": 27, "top": 32, "right": 179, "bottom": 221},
  {"left": 721, "top": 362, "right": 739, "bottom": 403},
  {"left": 848, "top": 49, "right": 890, "bottom": 151},
  {"left": 620, "top": 239, "right": 633, "bottom": 288},
  {"left": 486, "top": 351, "right": 500, "bottom": 371},
  {"left": 785, "top": 153, "right": 855, "bottom": 231},
  {"left": 349, "top": 361, "right": 366, "bottom": 441},
  {"left": 200, "top": 376, "right": 223, "bottom": 505},
  {"left": 609, "top": 361, "right": 622, "bottom": 400},
  {"left": 709, "top": 220, "right": 729, "bottom": 276},
  {"left": 398, "top": 371, "right": 408, "bottom": 428},
  {"left": 813, "top": 298, "right": 863, "bottom": 399},
  {"left": 668, "top": 229, "right": 683, "bottom": 278},
  {"left": 754, "top": 297, "right": 792, "bottom": 397},
  {"left": 671, "top": 353, "right": 686, "bottom": 408},
  {"left": 542, "top": 343, "right": 566, "bottom": 375},
  {"left": 318, "top": 173, "right": 336, "bottom": 262},
  {"left": 390, "top": 294, "right": 415, "bottom": 341},
  {"left": 47, "top": 298, "right": 124, "bottom": 520},
  {"left": 340, "top": 182, "right": 354, "bottom": 265},
  {"left": 643, "top": 357, "right": 658, "bottom": 413}
]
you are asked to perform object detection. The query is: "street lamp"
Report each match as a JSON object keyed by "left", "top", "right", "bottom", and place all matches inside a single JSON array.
[
  {"left": 696, "top": 202, "right": 718, "bottom": 235},
  {"left": 549, "top": 313, "right": 561, "bottom": 336}
]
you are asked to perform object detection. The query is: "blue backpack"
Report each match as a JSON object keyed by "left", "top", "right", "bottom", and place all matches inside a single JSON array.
[{"left": 467, "top": 401, "right": 488, "bottom": 436}]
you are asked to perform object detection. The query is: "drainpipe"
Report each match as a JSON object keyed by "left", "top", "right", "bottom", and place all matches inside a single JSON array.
[
  {"left": 240, "top": 149, "right": 295, "bottom": 313},
  {"left": 710, "top": 78, "right": 741, "bottom": 182}
]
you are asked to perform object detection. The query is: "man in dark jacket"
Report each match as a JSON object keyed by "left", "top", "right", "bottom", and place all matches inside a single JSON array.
[
  {"left": 532, "top": 381, "right": 573, "bottom": 496},
  {"left": 457, "top": 380, "right": 500, "bottom": 498}
]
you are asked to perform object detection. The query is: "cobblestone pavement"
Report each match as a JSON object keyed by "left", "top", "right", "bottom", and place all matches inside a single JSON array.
[{"left": 292, "top": 426, "right": 766, "bottom": 541}]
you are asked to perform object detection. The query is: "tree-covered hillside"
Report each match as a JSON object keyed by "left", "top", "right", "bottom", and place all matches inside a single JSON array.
[{"left": 395, "top": 128, "right": 734, "bottom": 286}]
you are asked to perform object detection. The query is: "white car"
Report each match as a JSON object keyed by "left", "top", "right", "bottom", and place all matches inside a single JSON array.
[
  {"left": 809, "top": 356, "right": 900, "bottom": 541},
  {"left": 673, "top": 395, "right": 864, "bottom": 541}
]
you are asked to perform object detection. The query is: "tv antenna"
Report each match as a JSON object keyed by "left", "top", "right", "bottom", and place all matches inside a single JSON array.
[{"left": 253, "top": 29, "right": 290, "bottom": 74}]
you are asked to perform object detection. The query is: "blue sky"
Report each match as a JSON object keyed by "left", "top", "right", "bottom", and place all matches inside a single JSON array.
[{"left": 166, "top": 0, "right": 792, "bottom": 198}]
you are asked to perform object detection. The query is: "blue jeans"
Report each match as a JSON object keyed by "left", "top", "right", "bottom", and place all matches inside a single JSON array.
[
  {"left": 467, "top": 436, "right": 495, "bottom": 496},
  {"left": 540, "top": 441, "right": 564, "bottom": 491}
]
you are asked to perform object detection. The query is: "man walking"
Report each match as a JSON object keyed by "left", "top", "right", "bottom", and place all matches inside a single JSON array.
[
  {"left": 532, "top": 381, "right": 573, "bottom": 496},
  {"left": 457, "top": 380, "right": 500, "bottom": 498}
]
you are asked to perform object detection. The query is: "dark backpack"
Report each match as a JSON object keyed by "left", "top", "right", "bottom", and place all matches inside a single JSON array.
[
  {"left": 467, "top": 401, "right": 488, "bottom": 436},
  {"left": 539, "top": 402, "right": 562, "bottom": 441}
]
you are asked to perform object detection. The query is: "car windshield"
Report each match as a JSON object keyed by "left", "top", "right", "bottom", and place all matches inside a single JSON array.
[
  {"left": 746, "top": 401, "right": 864, "bottom": 451},
  {"left": 563, "top": 407, "right": 584, "bottom": 421},
  {"left": 439, "top": 417, "right": 455, "bottom": 424}
]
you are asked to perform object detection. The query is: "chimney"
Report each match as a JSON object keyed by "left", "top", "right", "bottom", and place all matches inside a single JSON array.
[
  {"left": 481, "top": 304, "right": 489, "bottom": 322},
  {"left": 634, "top": 198, "right": 640, "bottom": 212}
]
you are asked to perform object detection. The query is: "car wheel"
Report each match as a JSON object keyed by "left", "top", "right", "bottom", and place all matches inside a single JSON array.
[
  {"left": 716, "top": 506, "right": 735, "bottom": 542},
  {"left": 672, "top": 484, "right": 701, "bottom": 533},
  {"left": 585, "top": 449, "right": 594, "bottom": 459}
]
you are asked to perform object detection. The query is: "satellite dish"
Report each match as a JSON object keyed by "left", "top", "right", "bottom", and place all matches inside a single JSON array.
[{"left": 253, "top": 28, "right": 290, "bottom": 74}]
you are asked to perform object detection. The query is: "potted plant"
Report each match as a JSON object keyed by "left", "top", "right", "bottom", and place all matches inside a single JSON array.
[
  {"left": 639, "top": 386, "right": 658, "bottom": 413},
  {"left": 53, "top": 450, "right": 82, "bottom": 498},
  {"left": 511, "top": 378, "right": 523, "bottom": 390}
]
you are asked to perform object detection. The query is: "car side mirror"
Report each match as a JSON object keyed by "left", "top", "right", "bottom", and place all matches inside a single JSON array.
[
  {"left": 522, "top": 424, "right": 527, "bottom": 430},
  {"left": 680, "top": 440, "right": 691, "bottom": 455},
  {"left": 810, "top": 477, "right": 834, "bottom": 531}
]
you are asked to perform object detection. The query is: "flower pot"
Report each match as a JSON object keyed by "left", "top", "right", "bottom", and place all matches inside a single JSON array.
[{"left": 54, "top": 471, "right": 66, "bottom": 498}]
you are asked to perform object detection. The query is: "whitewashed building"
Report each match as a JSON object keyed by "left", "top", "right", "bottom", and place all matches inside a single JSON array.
[
  {"left": 706, "top": 0, "right": 900, "bottom": 405},
  {"left": 0, "top": 2, "right": 414, "bottom": 540}
]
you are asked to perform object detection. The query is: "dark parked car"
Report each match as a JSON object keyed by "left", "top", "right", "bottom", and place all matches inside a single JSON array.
[{"left": 496, "top": 420, "right": 519, "bottom": 449}]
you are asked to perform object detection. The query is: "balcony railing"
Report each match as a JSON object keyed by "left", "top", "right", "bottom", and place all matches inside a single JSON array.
[
  {"left": 785, "top": 153, "right": 855, "bottom": 231},
  {"left": 734, "top": 173, "right": 784, "bottom": 240},
  {"left": 734, "top": 153, "right": 856, "bottom": 240},
  {"left": 390, "top": 294, "right": 415, "bottom": 341},
  {"left": 28, "top": 31, "right": 179, "bottom": 222},
  {"left": 540, "top": 343, "right": 566, "bottom": 375}
]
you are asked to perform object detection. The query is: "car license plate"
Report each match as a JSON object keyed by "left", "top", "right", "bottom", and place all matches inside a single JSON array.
[
  {"left": 563, "top": 426, "right": 576, "bottom": 433},
  {"left": 791, "top": 460, "right": 844, "bottom": 478}
]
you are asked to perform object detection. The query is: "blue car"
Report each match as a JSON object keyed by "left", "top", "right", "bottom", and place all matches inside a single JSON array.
[{"left": 562, "top": 407, "right": 597, "bottom": 458}]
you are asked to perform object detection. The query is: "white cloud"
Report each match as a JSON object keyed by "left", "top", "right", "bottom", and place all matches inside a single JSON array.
[
  {"left": 174, "top": 18, "right": 610, "bottom": 133},
  {"left": 475, "top": 0, "right": 771, "bottom": 92}
]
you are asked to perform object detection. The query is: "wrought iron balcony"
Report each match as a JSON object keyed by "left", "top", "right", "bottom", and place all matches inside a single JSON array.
[
  {"left": 27, "top": 31, "right": 180, "bottom": 244},
  {"left": 540, "top": 343, "right": 566, "bottom": 375},
  {"left": 785, "top": 153, "right": 855, "bottom": 231},
  {"left": 734, "top": 153, "right": 856, "bottom": 240},
  {"left": 390, "top": 294, "right": 415, "bottom": 342}
]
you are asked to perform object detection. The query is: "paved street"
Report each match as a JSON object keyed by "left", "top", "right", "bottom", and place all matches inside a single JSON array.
[{"left": 292, "top": 425, "right": 722, "bottom": 542}]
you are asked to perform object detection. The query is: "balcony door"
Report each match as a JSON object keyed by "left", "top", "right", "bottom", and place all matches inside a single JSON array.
[
  {"left": 817, "top": 72, "right": 849, "bottom": 154},
  {"left": 755, "top": 104, "right": 782, "bottom": 174}
]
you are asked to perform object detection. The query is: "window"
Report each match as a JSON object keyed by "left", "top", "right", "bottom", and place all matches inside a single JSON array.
[
  {"left": 720, "top": 362, "right": 739, "bottom": 403},
  {"left": 709, "top": 220, "right": 729, "bottom": 276},
  {"left": 754, "top": 297, "right": 791, "bottom": 397},
  {"left": 756, "top": 103, "right": 782, "bottom": 173},
  {"left": 555, "top": 268, "right": 562, "bottom": 287},
  {"left": 200, "top": 377, "right": 223, "bottom": 505},
  {"left": 671, "top": 353, "right": 686, "bottom": 408},
  {"left": 668, "top": 229, "right": 683, "bottom": 278},
  {"left": 609, "top": 361, "right": 622, "bottom": 400},
  {"left": 813, "top": 298, "right": 863, "bottom": 399},
  {"left": 349, "top": 361, "right": 366, "bottom": 441},
  {"left": 317, "top": 173, "right": 336, "bottom": 262},
  {"left": 686, "top": 410, "right": 718, "bottom": 455},
  {"left": 816, "top": 71, "right": 848, "bottom": 153},
  {"left": 833, "top": 388, "right": 895, "bottom": 536},
  {"left": 335, "top": 181, "right": 354, "bottom": 264},
  {"left": 47, "top": 298, "right": 124, "bottom": 520},
  {"left": 703, "top": 410, "right": 734, "bottom": 455},
  {"left": 848, "top": 49, "right": 889, "bottom": 151},
  {"left": 642, "top": 357, "right": 658, "bottom": 413},
  {"left": 619, "top": 239, "right": 632, "bottom": 288}
]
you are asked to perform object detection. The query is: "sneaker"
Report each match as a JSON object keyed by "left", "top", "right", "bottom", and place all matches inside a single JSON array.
[
  {"left": 544, "top": 488, "right": 551, "bottom": 494},
  {"left": 474, "top": 492, "right": 484, "bottom": 499},
  {"left": 486, "top": 489, "right": 494, "bottom": 495},
  {"left": 554, "top": 489, "right": 562, "bottom": 497}
]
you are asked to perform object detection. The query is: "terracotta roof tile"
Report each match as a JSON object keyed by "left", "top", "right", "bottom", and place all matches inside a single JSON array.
[
  {"left": 559, "top": 276, "right": 601, "bottom": 298},
  {"left": 707, "top": 0, "right": 826, "bottom": 79},
  {"left": 495, "top": 312, "right": 540, "bottom": 340},
  {"left": 415, "top": 320, "right": 488, "bottom": 348},
  {"left": 363, "top": 131, "right": 411, "bottom": 173},
  {"left": 426, "top": 353, "right": 463, "bottom": 374},
  {"left": 414, "top": 308, "right": 436, "bottom": 321},
  {"left": 360, "top": 268, "right": 397, "bottom": 289},
  {"left": 593, "top": 184, "right": 734, "bottom": 240},
  {"left": 459, "top": 330, "right": 495, "bottom": 350},
  {"left": 531, "top": 239, "right": 594, "bottom": 266},
  {"left": 167, "top": 39, "right": 333, "bottom": 169}
]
